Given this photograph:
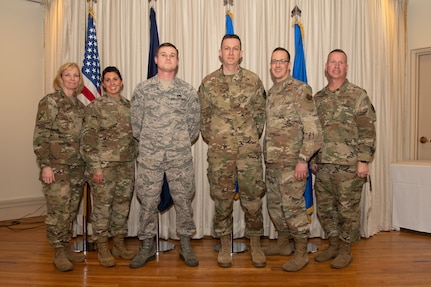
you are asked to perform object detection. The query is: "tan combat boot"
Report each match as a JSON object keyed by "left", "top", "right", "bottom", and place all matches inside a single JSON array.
[
  {"left": 314, "top": 236, "right": 339, "bottom": 262},
  {"left": 331, "top": 240, "right": 352, "bottom": 269},
  {"left": 112, "top": 234, "right": 136, "bottom": 260},
  {"left": 262, "top": 233, "right": 292, "bottom": 256},
  {"left": 250, "top": 236, "right": 266, "bottom": 268},
  {"left": 65, "top": 245, "right": 86, "bottom": 263},
  {"left": 96, "top": 237, "right": 116, "bottom": 267},
  {"left": 179, "top": 235, "right": 199, "bottom": 267},
  {"left": 218, "top": 234, "right": 232, "bottom": 268},
  {"left": 282, "top": 237, "right": 309, "bottom": 272},
  {"left": 53, "top": 247, "right": 73, "bottom": 272}
]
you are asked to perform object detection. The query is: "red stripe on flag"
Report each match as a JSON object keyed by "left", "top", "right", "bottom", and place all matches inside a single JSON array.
[{"left": 81, "top": 86, "right": 96, "bottom": 102}]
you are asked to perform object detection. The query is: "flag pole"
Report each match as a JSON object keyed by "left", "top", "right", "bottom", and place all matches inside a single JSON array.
[
  {"left": 291, "top": 5, "right": 318, "bottom": 254},
  {"left": 73, "top": 0, "right": 101, "bottom": 253}
]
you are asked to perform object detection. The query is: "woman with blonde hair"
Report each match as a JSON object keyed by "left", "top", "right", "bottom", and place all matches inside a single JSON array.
[{"left": 33, "top": 62, "right": 87, "bottom": 272}]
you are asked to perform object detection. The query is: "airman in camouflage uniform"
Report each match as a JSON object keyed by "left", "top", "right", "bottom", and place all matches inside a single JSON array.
[
  {"left": 80, "top": 66, "right": 137, "bottom": 267},
  {"left": 129, "top": 43, "right": 201, "bottom": 269},
  {"left": 264, "top": 48, "right": 322, "bottom": 272},
  {"left": 311, "top": 49, "right": 376, "bottom": 269},
  {"left": 33, "top": 62, "right": 86, "bottom": 272},
  {"left": 198, "top": 34, "right": 266, "bottom": 268}
]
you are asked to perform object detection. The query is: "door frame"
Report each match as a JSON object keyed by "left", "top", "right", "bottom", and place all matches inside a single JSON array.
[{"left": 410, "top": 47, "right": 431, "bottom": 159}]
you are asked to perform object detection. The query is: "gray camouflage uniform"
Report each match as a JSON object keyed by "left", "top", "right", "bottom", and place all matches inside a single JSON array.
[
  {"left": 131, "top": 75, "right": 200, "bottom": 240},
  {"left": 198, "top": 66, "right": 266, "bottom": 237},
  {"left": 80, "top": 94, "right": 137, "bottom": 241},
  {"left": 33, "top": 90, "right": 86, "bottom": 248},
  {"left": 313, "top": 79, "right": 376, "bottom": 243},
  {"left": 264, "top": 76, "right": 322, "bottom": 239}
]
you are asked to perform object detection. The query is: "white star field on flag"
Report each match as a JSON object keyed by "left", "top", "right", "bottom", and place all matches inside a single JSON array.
[{"left": 82, "top": 24, "right": 100, "bottom": 91}]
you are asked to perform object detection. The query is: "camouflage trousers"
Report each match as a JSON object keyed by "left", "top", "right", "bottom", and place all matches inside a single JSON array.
[
  {"left": 88, "top": 161, "right": 135, "bottom": 241},
  {"left": 265, "top": 164, "right": 309, "bottom": 238},
  {"left": 207, "top": 153, "right": 265, "bottom": 237},
  {"left": 314, "top": 164, "right": 365, "bottom": 243},
  {"left": 135, "top": 157, "right": 196, "bottom": 239},
  {"left": 41, "top": 164, "right": 85, "bottom": 248}
]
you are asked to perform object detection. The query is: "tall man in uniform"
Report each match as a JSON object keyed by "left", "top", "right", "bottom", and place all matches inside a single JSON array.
[
  {"left": 264, "top": 47, "right": 322, "bottom": 272},
  {"left": 198, "top": 34, "right": 267, "bottom": 268},
  {"left": 312, "top": 49, "right": 376, "bottom": 269}
]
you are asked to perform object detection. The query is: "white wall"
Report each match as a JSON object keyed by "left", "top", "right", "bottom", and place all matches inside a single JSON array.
[
  {"left": 0, "top": 0, "right": 45, "bottom": 220},
  {"left": 408, "top": 0, "right": 431, "bottom": 50},
  {"left": 406, "top": 0, "right": 431, "bottom": 159},
  {"left": 0, "top": 0, "right": 430, "bottom": 221}
]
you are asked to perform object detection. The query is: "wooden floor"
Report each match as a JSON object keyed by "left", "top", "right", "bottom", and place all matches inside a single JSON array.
[{"left": 0, "top": 217, "right": 430, "bottom": 287}]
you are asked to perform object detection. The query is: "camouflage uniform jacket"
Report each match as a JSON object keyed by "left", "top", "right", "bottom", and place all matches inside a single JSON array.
[
  {"left": 131, "top": 75, "right": 201, "bottom": 163},
  {"left": 80, "top": 94, "right": 137, "bottom": 174},
  {"left": 264, "top": 76, "right": 322, "bottom": 165},
  {"left": 314, "top": 79, "right": 376, "bottom": 165},
  {"left": 198, "top": 67, "right": 266, "bottom": 158},
  {"left": 33, "top": 90, "right": 86, "bottom": 168}
]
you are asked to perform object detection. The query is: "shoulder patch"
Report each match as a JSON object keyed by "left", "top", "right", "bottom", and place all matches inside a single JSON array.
[{"left": 306, "top": 94, "right": 313, "bottom": 101}]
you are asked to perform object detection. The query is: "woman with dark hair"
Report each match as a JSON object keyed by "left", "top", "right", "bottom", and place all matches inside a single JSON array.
[
  {"left": 80, "top": 66, "right": 137, "bottom": 267},
  {"left": 33, "top": 62, "right": 87, "bottom": 272}
]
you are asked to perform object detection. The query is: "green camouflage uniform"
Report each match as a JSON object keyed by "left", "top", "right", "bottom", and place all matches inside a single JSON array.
[
  {"left": 264, "top": 76, "right": 322, "bottom": 239},
  {"left": 131, "top": 76, "right": 200, "bottom": 240},
  {"left": 80, "top": 94, "right": 137, "bottom": 241},
  {"left": 33, "top": 90, "right": 86, "bottom": 248},
  {"left": 198, "top": 67, "right": 266, "bottom": 237},
  {"left": 313, "top": 79, "right": 376, "bottom": 243}
]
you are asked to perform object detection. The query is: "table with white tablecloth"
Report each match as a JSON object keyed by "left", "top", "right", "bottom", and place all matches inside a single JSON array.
[{"left": 391, "top": 160, "right": 431, "bottom": 233}]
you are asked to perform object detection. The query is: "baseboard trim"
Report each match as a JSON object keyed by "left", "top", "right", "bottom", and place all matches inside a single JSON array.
[{"left": 0, "top": 197, "right": 47, "bottom": 221}]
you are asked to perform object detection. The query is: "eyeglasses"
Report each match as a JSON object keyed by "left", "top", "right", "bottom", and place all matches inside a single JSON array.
[{"left": 270, "top": 59, "right": 289, "bottom": 65}]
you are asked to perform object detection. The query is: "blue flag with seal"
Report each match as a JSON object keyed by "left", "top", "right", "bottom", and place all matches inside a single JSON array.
[
  {"left": 148, "top": 7, "right": 174, "bottom": 212},
  {"left": 292, "top": 21, "right": 313, "bottom": 222}
]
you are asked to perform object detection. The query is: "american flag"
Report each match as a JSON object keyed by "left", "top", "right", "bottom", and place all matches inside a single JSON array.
[{"left": 78, "top": 9, "right": 101, "bottom": 106}]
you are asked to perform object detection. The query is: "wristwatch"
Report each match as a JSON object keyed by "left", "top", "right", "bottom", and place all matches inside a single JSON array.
[{"left": 299, "top": 156, "right": 307, "bottom": 163}]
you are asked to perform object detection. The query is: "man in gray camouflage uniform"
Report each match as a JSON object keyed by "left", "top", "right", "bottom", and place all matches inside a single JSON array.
[
  {"left": 198, "top": 34, "right": 267, "bottom": 268},
  {"left": 129, "top": 43, "right": 201, "bottom": 268},
  {"left": 33, "top": 62, "right": 86, "bottom": 272},
  {"left": 311, "top": 49, "right": 376, "bottom": 269},
  {"left": 80, "top": 66, "right": 137, "bottom": 267},
  {"left": 264, "top": 47, "right": 322, "bottom": 272}
]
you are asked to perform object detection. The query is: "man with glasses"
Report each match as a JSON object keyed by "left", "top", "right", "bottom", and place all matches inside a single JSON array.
[{"left": 264, "top": 47, "right": 322, "bottom": 272}]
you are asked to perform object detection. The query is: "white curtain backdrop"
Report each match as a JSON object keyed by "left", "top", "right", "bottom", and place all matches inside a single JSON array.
[{"left": 43, "top": 0, "right": 407, "bottom": 240}]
